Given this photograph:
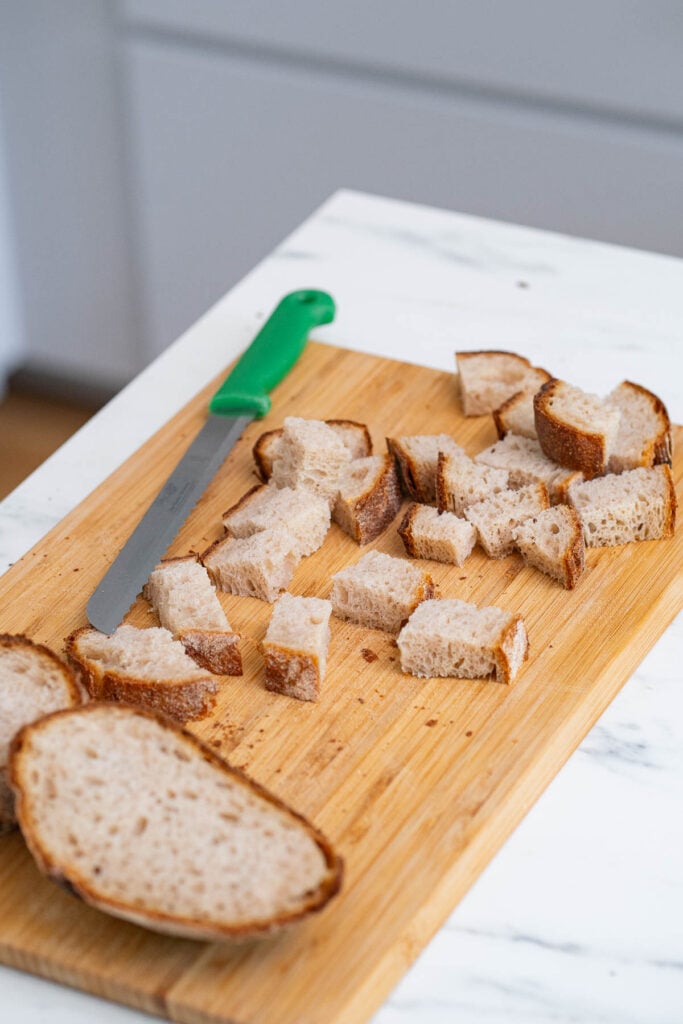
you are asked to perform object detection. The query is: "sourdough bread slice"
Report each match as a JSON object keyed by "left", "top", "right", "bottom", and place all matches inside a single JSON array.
[
  {"left": 329, "top": 550, "right": 436, "bottom": 633},
  {"left": 222, "top": 483, "right": 331, "bottom": 557},
  {"left": 493, "top": 389, "right": 538, "bottom": 439},
  {"left": 65, "top": 625, "right": 218, "bottom": 722},
  {"left": 512, "top": 505, "right": 585, "bottom": 588},
  {"left": 465, "top": 483, "right": 550, "bottom": 558},
  {"left": 143, "top": 557, "right": 242, "bottom": 676},
  {"left": 253, "top": 420, "right": 371, "bottom": 482},
  {"left": 333, "top": 454, "right": 402, "bottom": 544},
  {"left": 263, "top": 593, "right": 332, "bottom": 702},
  {"left": 607, "top": 381, "right": 673, "bottom": 473},
  {"left": 567, "top": 465, "right": 676, "bottom": 547},
  {"left": 456, "top": 351, "right": 551, "bottom": 416},
  {"left": 1, "top": 635, "right": 82, "bottom": 834},
  {"left": 397, "top": 598, "right": 528, "bottom": 684},
  {"left": 203, "top": 528, "right": 300, "bottom": 602},
  {"left": 387, "top": 434, "right": 466, "bottom": 504},
  {"left": 436, "top": 451, "right": 509, "bottom": 516},
  {"left": 534, "top": 379, "right": 621, "bottom": 478},
  {"left": 474, "top": 433, "right": 581, "bottom": 504},
  {"left": 8, "top": 703, "right": 342, "bottom": 940},
  {"left": 398, "top": 504, "right": 476, "bottom": 567},
  {"left": 270, "top": 417, "right": 352, "bottom": 502}
]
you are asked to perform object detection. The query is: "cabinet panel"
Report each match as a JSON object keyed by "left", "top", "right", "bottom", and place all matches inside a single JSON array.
[{"left": 125, "top": 40, "right": 683, "bottom": 357}]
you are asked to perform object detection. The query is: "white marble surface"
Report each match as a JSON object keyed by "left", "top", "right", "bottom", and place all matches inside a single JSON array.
[{"left": 1, "top": 190, "right": 681, "bottom": 1022}]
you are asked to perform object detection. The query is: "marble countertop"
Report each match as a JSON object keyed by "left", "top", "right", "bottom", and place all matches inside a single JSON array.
[{"left": 1, "top": 190, "right": 682, "bottom": 1023}]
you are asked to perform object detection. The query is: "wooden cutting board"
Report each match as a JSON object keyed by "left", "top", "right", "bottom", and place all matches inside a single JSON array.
[{"left": 0, "top": 341, "right": 681, "bottom": 1024}]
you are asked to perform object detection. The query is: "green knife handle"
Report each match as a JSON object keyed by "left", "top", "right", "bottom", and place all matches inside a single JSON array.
[{"left": 209, "top": 289, "right": 335, "bottom": 417}]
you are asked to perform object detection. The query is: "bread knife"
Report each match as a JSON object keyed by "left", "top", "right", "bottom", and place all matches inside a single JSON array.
[{"left": 87, "top": 289, "right": 335, "bottom": 634}]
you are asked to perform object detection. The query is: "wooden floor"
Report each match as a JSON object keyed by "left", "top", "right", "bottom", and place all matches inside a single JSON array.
[{"left": 0, "top": 393, "right": 95, "bottom": 501}]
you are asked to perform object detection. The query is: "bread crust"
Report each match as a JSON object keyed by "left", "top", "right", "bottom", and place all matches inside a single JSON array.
[
  {"left": 609, "top": 380, "right": 673, "bottom": 471},
  {"left": 263, "top": 645, "right": 320, "bottom": 702},
  {"left": 334, "top": 454, "right": 402, "bottom": 544},
  {"left": 494, "top": 616, "right": 529, "bottom": 685},
  {"left": 8, "top": 703, "right": 343, "bottom": 940},
  {"left": 397, "top": 503, "right": 421, "bottom": 557},
  {"left": 386, "top": 436, "right": 423, "bottom": 501},
  {"left": 65, "top": 627, "right": 219, "bottom": 723},
  {"left": 561, "top": 508, "right": 586, "bottom": 589},
  {"left": 534, "top": 379, "right": 610, "bottom": 478},
  {"left": 177, "top": 629, "right": 242, "bottom": 676}
]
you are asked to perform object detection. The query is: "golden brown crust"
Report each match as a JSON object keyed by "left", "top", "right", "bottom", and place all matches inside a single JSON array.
[
  {"left": 534, "top": 379, "right": 608, "bottom": 478},
  {"left": 8, "top": 703, "right": 343, "bottom": 940},
  {"left": 561, "top": 508, "right": 586, "bottom": 589},
  {"left": 494, "top": 616, "right": 529, "bottom": 685},
  {"left": 64, "top": 627, "right": 219, "bottom": 723},
  {"left": 263, "top": 644, "right": 320, "bottom": 702},
  {"left": 178, "top": 629, "right": 242, "bottom": 676},
  {"left": 660, "top": 464, "right": 677, "bottom": 537},
  {"left": 397, "top": 503, "right": 421, "bottom": 558},
  {"left": 434, "top": 451, "right": 449, "bottom": 512},
  {"left": 386, "top": 437, "right": 424, "bottom": 502},
  {"left": 335, "top": 454, "right": 402, "bottom": 544}
]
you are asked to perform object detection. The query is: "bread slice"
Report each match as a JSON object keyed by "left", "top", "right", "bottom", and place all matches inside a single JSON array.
[
  {"left": 203, "top": 528, "right": 299, "bottom": 603},
  {"left": 568, "top": 465, "right": 676, "bottom": 547},
  {"left": 143, "top": 557, "right": 242, "bottom": 676},
  {"left": 398, "top": 504, "right": 477, "bottom": 567},
  {"left": 493, "top": 389, "right": 538, "bottom": 439},
  {"left": 8, "top": 703, "right": 342, "bottom": 940},
  {"left": 607, "top": 381, "right": 672, "bottom": 473},
  {"left": 456, "top": 351, "right": 551, "bottom": 416},
  {"left": 254, "top": 418, "right": 370, "bottom": 484},
  {"left": 436, "top": 451, "right": 509, "bottom": 516},
  {"left": 270, "top": 417, "right": 352, "bottom": 502},
  {"left": 465, "top": 482, "right": 550, "bottom": 558},
  {"left": 386, "top": 434, "right": 465, "bottom": 504},
  {"left": 0, "top": 635, "right": 82, "bottom": 834},
  {"left": 512, "top": 505, "right": 585, "bottom": 588},
  {"left": 263, "top": 593, "right": 332, "bottom": 702},
  {"left": 222, "top": 483, "right": 331, "bottom": 557},
  {"left": 534, "top": 379, "right": 621, "bottom": 478},
  {"left": 333, "top": 454, "right": 402, "bottom": 544},
  {"left": 397, "top": 598, "right": 528, "bottom": 684},
  {"left": 474, "top": 433, "right": 581, "bottom": 504},
  {"left": 330, "top": 550, "right": 436, "bottom": 633},
  {"left": 65, "top": 625, "right": 219, "bottom": 722}
]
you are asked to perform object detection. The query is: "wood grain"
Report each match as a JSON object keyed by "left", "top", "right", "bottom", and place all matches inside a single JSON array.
[{"left": 0, "top": 341, "right": 681, "bottom": 1024}]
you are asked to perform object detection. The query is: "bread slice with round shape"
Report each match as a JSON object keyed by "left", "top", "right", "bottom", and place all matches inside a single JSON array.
[
  {"left": 512, "top": 505, "right": 585, "bottom": 589},
  {"left": 464, "top": 483, "right": 550, "bottom": 558},
  {"left": 436, "top": 451, "right": 509, "bottom": 517},
  {"left": 606, "top": 380, "right": 672, "bottom": 473},
  {"left": 253, "top": 419, "right": 371, "bottom": 482},
  {"left": 474, "top": 433, "right": 581, "bottom": 504},
  {"left": 333, "top": 454, "right": 402, "bottom": 545},
  {"left": 222, "top": 483, "right": 331, "bottom": 557},
  {"left": 567, "top": 464, "right": 676, "bottom": 548},
  {"left": 1, "top": 635, "right": 82, "bottom": 834},
  {"left": 456, "top": 351, "right": 551, "bottom": 416},
  {"left": 143, "top": 556, "right": 242, "bottom": 676},
  {"left": 387, "top": 434, "right": 465, "bottom": 504},
  {"left": 8, "top": 703, "right": 342, "bottom": 940},
  {"left": 534, "top": 379, "right": 621, "bottom": 478},
  {"left": 263, "top": 593, "right": 332, "bottom": 702},
  {"left": 398, "top": 504, "right": 476, "bottom": 567},
  {"left": 329, "top": 550, "right": 436, "bottom": 633},
  {"left": 397, "top": 598, "right": 528, "bottom": 684},
  {"left": 65, "top": 625, "right": 219, "bottom": 722}
]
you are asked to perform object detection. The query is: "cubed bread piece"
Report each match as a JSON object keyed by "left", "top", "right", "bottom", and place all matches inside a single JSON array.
[
  {"left": 475, "top": 433, "right": 581, "bottom": 504},
  {"left": 607, "top": 381, "right": 672, "bottom": 473},
  {"left": 534, "top": 379, "right": 621, "bottom": 478},
  {"left": 512, "top": 505, "right": 585, "bottom": 588},
  {"left": 65, "top": 625, "right": 219, "bottom": 722},
  {"left": 263, "top": 593, "right": 332, "bottom": 702},
  {"left": 202, "top": 529, "right": 299, "bottom": 603},
  {"left": 143, "top": 557, "right": 242, "bottom": 676},
  {"left": 493, "top": 389, "right": 538, "bottom": 439},
  {"left": 222, "top": 483, "right": 330, "bottom": 557},
  {"left": 456, "top": 351, "right": 551, "bottom": 416},
  {"left": 1, "top": 635, "right": 82, "bottom": 833},
  {"left": 465, "top": 483, "right": 550, "bottom": 558},
  {"left": 436, "top": 451, "right": 509, "bottom": 516},
  {"left": 386, "top": 434, "right": 465, "bottom": 504},
  {"left": 398, "top": 504, "right": 476, "bottom": 567},
  {"left": 333, "top": 454, "right": 402, "bottom": 544},
  {"left": 8, "top": 703, "right": 342, "bottom": 939},
  {"left": 254, "top": 419, "right": 371, "bottom": 482},
  {"left": 397, "top": 598, "right": 528, "bottom": 684},
  {"left": 329, "top": 550, "right": 436, "bottom": 633},
  {"left": 567, "top": 465, "right": 676, "bottom": 547},
  {"left": 270, "top": 417, "right": 352, "bottom": 502}
]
